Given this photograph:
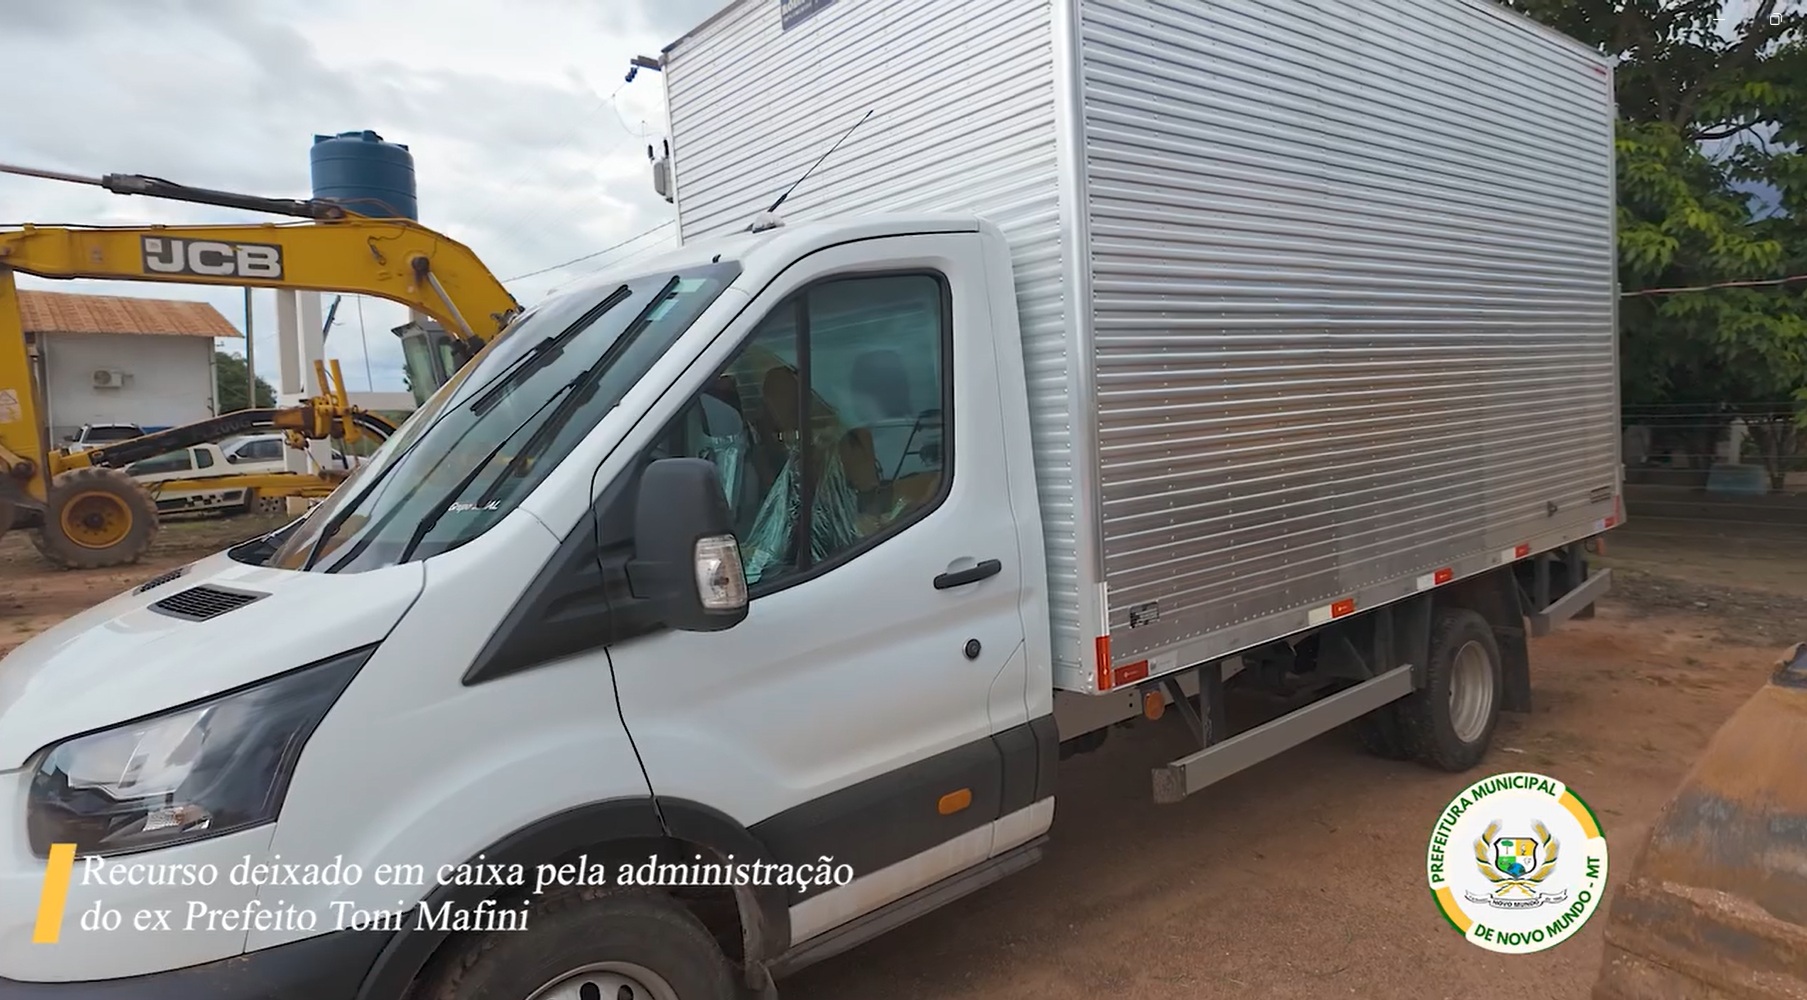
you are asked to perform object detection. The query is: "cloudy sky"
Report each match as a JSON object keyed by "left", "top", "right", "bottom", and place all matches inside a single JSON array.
[{"left": 0, "top": 0, "right": 728, "bottom": 396}]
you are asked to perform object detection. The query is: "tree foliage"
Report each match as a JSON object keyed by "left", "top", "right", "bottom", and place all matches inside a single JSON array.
[
  {"left": 1506, "top": 0, "right": 1807, "bottom": 465},
  {"left": 214, "top": 351, "right": 276, "bottom": 412}
]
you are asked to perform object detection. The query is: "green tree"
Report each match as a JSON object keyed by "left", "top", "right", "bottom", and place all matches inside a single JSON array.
[
  {"left": 214, "top": 351, "right": 276, "bottom": 412},
  {"left": 1507, "top": 0, "right": 1807, "bottom": 486}
]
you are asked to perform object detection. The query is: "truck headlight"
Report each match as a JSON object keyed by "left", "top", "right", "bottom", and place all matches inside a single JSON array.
[{"left": 26, "top": 646, "right": 371, "bottom": 858}]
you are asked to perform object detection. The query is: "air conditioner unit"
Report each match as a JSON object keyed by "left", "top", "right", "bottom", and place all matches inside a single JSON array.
[{"left": 92, "top": 369, "right": 126, "bottom": 388}]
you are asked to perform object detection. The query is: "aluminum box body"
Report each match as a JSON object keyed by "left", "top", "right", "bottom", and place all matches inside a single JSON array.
[{"left": 663, "top": 0, "right": 1620, "bottom": 693}]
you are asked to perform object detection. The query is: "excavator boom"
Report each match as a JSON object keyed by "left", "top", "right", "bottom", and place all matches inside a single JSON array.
[{"left": 0, "top": 219, "right": 519, "bottom": 346}]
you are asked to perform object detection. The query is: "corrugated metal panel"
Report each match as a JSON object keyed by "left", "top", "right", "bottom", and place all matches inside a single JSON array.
[
  {"left": 1078, "top": 0, "right": 1620, "bottom": 665},
  {"left": 664, "top": 0, "right": 1090, "bottom": 669}
]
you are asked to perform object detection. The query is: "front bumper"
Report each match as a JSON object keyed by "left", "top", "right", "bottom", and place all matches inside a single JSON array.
[{"left": 0, "top": 928, "right": 390, "bottom": 1000}]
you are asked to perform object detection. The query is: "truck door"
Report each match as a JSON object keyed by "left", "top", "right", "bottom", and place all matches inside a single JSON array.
[{"left": 605, "top": 232, "right": 1033, "bottom": 943}]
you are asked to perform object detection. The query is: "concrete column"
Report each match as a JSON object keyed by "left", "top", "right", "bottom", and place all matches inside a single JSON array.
[
  {"left": 275, "top": 290, "right": 303, "bottom": 397},
  {"left": 296, "top": 293, "right": 334, "bottom": 472},
  {"left": 275, "top": 291, "right": 308, "bottom": 477},
  {"left": 275, "top": 291, "right": 335, "bottom": 480}
]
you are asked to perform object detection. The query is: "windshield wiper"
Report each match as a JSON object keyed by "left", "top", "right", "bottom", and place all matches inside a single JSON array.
[
  {"left": 475, "top": 277, "right": 684, "bottom": 506},
  {"left": 297, "top": 285, "right": 634, "bottom": 571},
  {"left": 470, "top": 285, "right": 630, "bottom": 416},
  {"left": 388, "top": 381, "right": 581, "bottom": 567},
  {"left": 392, "top": 276, "right": 684, "bottom": 566}
]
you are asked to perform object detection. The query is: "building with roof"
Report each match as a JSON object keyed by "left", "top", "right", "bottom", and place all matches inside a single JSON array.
[{"left": 19, "top": 289, "right": 239, "bottom": 445}]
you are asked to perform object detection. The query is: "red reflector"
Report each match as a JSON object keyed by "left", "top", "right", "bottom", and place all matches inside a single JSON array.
[
  {"left": 1331, "top": 598, "right": 1356, "bottom": 618},
  {"left": 1514, "top": 543, "right": 1531, "bottom": 559},
  {"left": 1433, "top": 568, "right": 1454, "bottom": 585},
  {"left": 1114, "top": 660, "right": 1150, "bottom": 686},
  {"left": 1094, "top": 636, "right": 1113, "bottom": 691}
]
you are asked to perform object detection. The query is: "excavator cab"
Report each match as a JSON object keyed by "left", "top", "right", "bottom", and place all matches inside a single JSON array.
[{"left": 394, "top": 319, "right": 475, "bottom": 407}]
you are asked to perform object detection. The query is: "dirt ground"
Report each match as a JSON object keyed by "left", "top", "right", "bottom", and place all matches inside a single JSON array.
[
  {"left": 0, "top": 513, "right": 290, "bottom": 656},
  {"left": 0, "top": 512, "right": 1800, "bottom": 998}
]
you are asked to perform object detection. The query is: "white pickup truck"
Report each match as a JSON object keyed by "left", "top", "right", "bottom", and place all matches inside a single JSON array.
[
  {"left": 122, "top": 442, "right": 288, "bottom": 516},
  {"left": 0, "top": 1, "right": 1620, "bottom": 998},
  {"left": 60, "top": 422, "right": 145, "bottom": 454}
]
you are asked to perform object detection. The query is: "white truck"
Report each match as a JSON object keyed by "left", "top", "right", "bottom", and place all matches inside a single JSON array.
[
  {"left": 60, "top": 423, "right": 146, "bottom": 455},
  {"left": 0, "top": 1, "right": 1620, "bottom": 998},
  {"left": 123, "top": 443, "right": 288, "bottom": 517}
]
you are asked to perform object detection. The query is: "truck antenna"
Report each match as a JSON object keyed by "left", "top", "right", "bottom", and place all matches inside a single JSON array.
[{"left": 765, "top": 108, "right": 873, "bottom": 216}]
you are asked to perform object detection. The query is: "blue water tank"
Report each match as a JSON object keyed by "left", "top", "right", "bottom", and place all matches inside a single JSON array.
[{"left": 309, "top": 130, "right": 418, "bottom": 220}]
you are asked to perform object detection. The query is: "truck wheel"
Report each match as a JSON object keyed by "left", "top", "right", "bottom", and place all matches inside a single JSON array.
[
  {"left": 420, "top": 888, "right": 738, "bottom": 1000},
  {"left": 1396, "top": 608, "right": 1503, "bottom": 771},
  {"left": 240, "top": 490, "right": 284, "bottom": 516},
  {"left": 34, "top": 467, "right": 159, "bottom": 569}
]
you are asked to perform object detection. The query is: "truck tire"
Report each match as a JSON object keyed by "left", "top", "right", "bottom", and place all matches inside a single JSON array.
[
  {"left": 240, "top": 490, "right": 286, "bottom": 517},
  {"left": 419, "top": 888, "right": 738, "bottom": 1000},
  {"left": 34, "top": 467, "right": 160, "bottom": 569},
  {"left": 1396, "top": 608, "right": 1503, "bottom": 772}
]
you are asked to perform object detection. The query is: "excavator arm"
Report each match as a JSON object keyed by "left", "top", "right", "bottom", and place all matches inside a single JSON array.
[{"left": 0, "top": 218, "right": 519, "bottom": 350}]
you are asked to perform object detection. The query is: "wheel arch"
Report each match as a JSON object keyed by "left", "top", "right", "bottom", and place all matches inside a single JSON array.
[
  {"left": 1436, "top": 565, "right": 1531, "bottom": 713},
  {"left": 354, "top": 796, "right": 792, "bottom": 1000}
]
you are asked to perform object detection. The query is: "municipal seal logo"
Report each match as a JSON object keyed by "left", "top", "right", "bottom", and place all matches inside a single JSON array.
[{"left": 1427, "top": 771, "right": 1607, "bottom": 954}]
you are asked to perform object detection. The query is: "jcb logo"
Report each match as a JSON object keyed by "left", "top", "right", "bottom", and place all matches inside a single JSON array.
[{"left": 141, "top": 237, "right": 283, "bottom": 280}]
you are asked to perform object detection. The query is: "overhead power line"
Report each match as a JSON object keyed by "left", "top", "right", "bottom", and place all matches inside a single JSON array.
[{"left": 502, "top": 220, "right": 676, "bottom": 283}]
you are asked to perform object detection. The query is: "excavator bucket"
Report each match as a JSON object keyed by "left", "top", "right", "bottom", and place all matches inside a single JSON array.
[{"left": 1592, "top": 642, "right": 1807, "bottom": 999}]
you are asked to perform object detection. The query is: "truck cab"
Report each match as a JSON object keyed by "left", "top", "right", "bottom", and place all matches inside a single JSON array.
[{"left": 0, "top": 216, "right": 1048, "bottom": 1000}]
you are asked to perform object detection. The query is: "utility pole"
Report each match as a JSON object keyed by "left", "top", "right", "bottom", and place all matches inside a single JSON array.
[{"left": 244, "top": 287, "right": 255, "bottom": 406}]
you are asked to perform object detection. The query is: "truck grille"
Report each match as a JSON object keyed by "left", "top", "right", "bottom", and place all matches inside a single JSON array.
[
  {"left": 149, "top": 585, "right": 265, "bottom": 622},
  {"left": 134, "top": 566, "right": 190, "bottom": 595}
]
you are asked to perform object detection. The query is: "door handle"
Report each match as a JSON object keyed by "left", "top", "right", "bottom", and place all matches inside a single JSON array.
[{"left": 935, "top": 559, "right": 1003, "bottom": 590}]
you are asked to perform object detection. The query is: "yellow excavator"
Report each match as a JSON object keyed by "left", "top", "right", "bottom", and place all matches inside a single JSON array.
[{"left": 0, "top": 163, "right": 523, "bottom": 568}]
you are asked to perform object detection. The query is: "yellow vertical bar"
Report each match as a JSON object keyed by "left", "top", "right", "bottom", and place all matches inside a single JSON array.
[
  {"left": 0, "top": 269, "right": 49, "bottom": 502},
  {"left": 32, "top": 843, "right": 76, "bottom": 944}
]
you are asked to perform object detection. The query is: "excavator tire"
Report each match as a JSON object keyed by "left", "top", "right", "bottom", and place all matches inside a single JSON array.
[
  {"left": 34, "top": 467, "right": 159, "bottom": 569},
  {"left": 1591, "top": 642, "right": 1807, "bottom": 1000}
]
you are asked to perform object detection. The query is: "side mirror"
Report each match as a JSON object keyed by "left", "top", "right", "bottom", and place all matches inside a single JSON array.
[{"left": 626, "top": 458, "right": 748, "bottom": 632}]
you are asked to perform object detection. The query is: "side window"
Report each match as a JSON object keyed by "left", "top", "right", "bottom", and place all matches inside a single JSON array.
[
  {"left": 651, "top": 272, "right": 949, "bottom": 590},
  {"left": 193, "top": 448, "right": 215, "bottom": 470}
]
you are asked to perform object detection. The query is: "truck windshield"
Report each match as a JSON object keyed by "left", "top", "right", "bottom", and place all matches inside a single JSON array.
[{"left": 267, "top": 261, "right": 740, "bottom": 574}]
